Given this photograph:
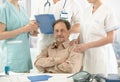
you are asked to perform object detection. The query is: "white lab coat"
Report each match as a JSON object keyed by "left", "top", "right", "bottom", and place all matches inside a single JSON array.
[
  {"left": 81, "top": 4, "right": 118, "bottom": 75},
  {"left": 31, "top": 0, "right": 56, "bottom": 53},
  {"left": 33, "top": 0, "right": 82, "bottom": 53},
  {"left": 53, "top": 0, "right": 82, "bottom": 24}
]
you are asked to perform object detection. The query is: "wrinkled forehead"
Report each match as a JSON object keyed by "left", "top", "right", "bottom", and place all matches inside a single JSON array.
[{"left": 54, "top": 22, "right": 67, "bottom": 30}]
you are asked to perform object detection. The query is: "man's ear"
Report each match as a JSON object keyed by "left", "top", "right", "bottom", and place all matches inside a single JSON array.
[
  {"left": 68, "top": 31, "right": 70, "bottom": 37},
  {"left": 68, "top": 29, "right": 71, "bottom": 35}
]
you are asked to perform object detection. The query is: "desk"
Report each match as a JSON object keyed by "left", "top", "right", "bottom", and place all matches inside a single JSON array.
[{"left": 0, "top": 72, "right": 73, "bottom": 82}]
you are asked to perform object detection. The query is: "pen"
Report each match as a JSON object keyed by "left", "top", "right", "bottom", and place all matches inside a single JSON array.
[
  {"left": 4, "top": 46, "right": 10, "bottom": 75},
  {"left": 5, "top": 66, "right": 10, "bottom": 75}
]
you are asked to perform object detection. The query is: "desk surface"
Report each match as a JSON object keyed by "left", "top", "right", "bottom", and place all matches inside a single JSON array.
[{"left": 0, "top": 72, "right": 73, "bottom": 82}]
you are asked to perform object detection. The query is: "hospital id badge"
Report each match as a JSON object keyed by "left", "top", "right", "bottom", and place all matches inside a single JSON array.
[{"left": 60, "top": 11, "right": 68, "bottom": 20}]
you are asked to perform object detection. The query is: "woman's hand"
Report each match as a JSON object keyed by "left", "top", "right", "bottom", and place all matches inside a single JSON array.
[
  {"left": 24, "top": 20, "right": 39, "bottom": 36},
  {"left": 24, "top": 21, "right": 38, "bottom": 31},
  {"left": 30, "top": 31, "right": 39, "bottom": 36},
  {"left": 30, "top": 20, "right": 39, "bottom": 36},
  {"left": 74, "top": 43, "right": 89, "bottom": 53}
]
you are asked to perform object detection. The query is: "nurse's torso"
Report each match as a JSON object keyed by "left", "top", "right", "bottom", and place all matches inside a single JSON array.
[
  {"left": 2, "top": 2, "right": 32, "bottom": 72},
  {"left": 81, "top": 4, "right": 117, "bottom": 74},
  {"left": 81, "top": 5, "right": 107, "bottom": 43}
]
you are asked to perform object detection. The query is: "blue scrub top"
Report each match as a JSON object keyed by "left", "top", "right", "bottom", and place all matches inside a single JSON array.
[{"left": 0, "top": 1, "right": 33, "bottom": 72}]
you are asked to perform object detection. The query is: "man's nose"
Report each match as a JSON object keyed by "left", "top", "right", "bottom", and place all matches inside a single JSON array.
[{"left": 57, "top": 31, "right": 62, "bottom": 35}]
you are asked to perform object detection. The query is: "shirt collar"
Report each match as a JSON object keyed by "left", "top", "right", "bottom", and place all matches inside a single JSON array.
[{"left": 51, "top": 40, "right": 70, "bottom": 49}]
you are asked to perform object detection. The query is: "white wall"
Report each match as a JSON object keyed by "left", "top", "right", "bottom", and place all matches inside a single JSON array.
[
  {"left": 0, "top": 1, "right": 2, "bottom": 5},
  {"left": 103, "top": 0, "right": 120, "bottom": 24}
]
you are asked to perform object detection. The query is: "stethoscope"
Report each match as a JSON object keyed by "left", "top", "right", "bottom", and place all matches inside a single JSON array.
[
  {"left": 44, "top": 0, "right": 67, "bottom": 14},
  {"left": 44, "top": 0, "right": 51, "bottom": 14},
  {"left": 44, "top": 0, "right": 51, "bottom": 7},
  {"left": 62, "top": 0, "right": 67, "bottom": 10},
  {"left": 60, "top": 0, "right": 68, "bottom": 20}
]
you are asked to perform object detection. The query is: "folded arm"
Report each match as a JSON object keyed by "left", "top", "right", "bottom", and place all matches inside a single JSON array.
[{"left": 55, "top": 46, "right": 83, "bottom": 73}]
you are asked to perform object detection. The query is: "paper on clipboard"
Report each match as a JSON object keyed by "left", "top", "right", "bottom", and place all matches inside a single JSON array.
[{"left": 35, "top": 14, "right": 55, "bottom": 34}]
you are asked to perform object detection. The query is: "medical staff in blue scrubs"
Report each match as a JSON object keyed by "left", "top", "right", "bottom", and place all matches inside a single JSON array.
[{"left": 0, "top": 0, "right": 38, "bottom": 73}]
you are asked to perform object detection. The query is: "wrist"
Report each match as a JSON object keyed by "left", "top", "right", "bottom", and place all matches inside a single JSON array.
[
  {"left": 87, "top": 42, "right": 92, "bottom": 49},
  {"left": 18, "top": 26, "right": 27, "bottom": 33},
  {"left": 22, "top": 26, "right": 27, "bottom": 32}
]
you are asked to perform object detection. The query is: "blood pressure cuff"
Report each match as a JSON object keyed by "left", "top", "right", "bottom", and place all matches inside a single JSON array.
[
  {"left": 68, "top": 71, "right": 93, "bottom": 82},
  {"left": 68, "top": 71, "right": 120, "bottom": 82}
]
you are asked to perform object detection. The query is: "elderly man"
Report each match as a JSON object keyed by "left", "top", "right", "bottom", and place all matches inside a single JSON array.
[{"left": 34, "top": 19, "right": 83, "bottom": 73}]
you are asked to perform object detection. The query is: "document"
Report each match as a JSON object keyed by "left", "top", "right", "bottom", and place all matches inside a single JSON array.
[
  {"left": 27, "top": 75, "right": 52, "bottom": 82},
  {"left": 35, "top": 14, "right": 55, "bottom": 34}
]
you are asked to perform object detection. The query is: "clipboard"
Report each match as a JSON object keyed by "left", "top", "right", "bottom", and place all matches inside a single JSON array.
[
  {"left": 35, "top": 14, "right": 55, "bottom": 34},
  {"left": 27, "top": 75, "right": 52, "bottom": 82}
]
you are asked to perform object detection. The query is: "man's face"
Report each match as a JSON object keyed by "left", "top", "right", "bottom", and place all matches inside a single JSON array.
[{"left": 54, "top": 22, "right": 69, "bottom": 43}]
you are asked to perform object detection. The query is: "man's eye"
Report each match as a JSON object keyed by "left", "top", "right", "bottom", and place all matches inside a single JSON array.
[{"left": 55, "top": 30, "right": 58, "bottom": 32}]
